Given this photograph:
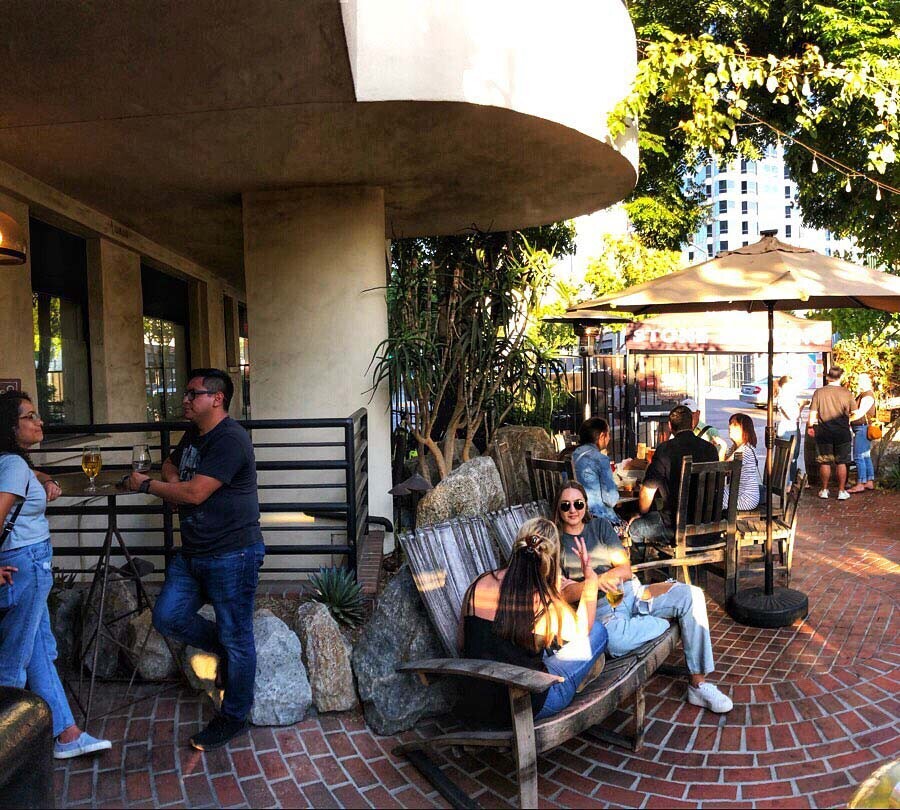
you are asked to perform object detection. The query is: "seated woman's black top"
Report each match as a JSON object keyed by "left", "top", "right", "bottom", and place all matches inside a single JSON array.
[{"left": 460, "top": 572, "right": 550, "bottom": 723}]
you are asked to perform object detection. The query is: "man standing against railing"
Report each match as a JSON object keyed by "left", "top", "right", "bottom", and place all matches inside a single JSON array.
[{"left": 127, "top": 368, "right": 265, "bottom": 751}]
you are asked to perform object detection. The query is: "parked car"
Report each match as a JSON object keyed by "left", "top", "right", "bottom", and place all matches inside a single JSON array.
[{"left": 739, "top": 379, "right": 769, "bottom": 408}]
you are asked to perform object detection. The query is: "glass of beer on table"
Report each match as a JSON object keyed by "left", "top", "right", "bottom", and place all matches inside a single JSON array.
[{"left": 82, "top": 445, "right": 102, "bottom": 492}]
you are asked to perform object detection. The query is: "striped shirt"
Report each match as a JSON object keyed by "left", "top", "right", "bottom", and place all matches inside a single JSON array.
[{"left": 723, "top": 446, "right": 761, "bottom": 512}]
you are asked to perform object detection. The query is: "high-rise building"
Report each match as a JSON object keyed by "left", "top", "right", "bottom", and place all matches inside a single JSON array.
[{"left": 682, "top": 145, "right": 857, "bottom": 265}]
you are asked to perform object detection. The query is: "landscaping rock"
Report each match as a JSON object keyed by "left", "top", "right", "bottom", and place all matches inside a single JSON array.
[
  {"left": 183, "top": 607, "right": 312, "bottom": 726},
  {"left": 352, "top": 565, "right": 458, "bottom": 735},
  {"left": 487, "top": 425, "right": 557, "bottom": 504},
  {"left": 126, "top": 609, "right": 184, "bottom": 681},
  {"left": 415, "top": 455, "right": 505, "bottom": 527},
  {"left": 295, "top": 602, "right": 357, "bottom": 713},
  {"left": 81, "top": 578, "right": 137, "bottom": 678},
  {"left": 50, "top": 588, "right": 82, "bottom": 671}
]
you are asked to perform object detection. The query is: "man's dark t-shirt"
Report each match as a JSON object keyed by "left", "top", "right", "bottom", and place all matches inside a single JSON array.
[
  {"left": 642, "top": 429, "right": 718, "bottom": 525},
  {"left": 170, "top": 417, "right": 263, "bottom": 556}
]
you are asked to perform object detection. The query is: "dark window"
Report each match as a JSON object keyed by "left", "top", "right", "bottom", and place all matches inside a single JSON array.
[
  {"left": 29, "top": 218, "right": 92, "bottom": 425},
  {"left": 741, "top": 201, "right": 748, "bottom": 215},
  {"left": 707, "top": 243, "right": 713, "bottom": 256},
  {"left": 785, "top": 225, "right": 792, "bottom": 238},
  {"left": 705, "top": 165, "right": 712, "bottom": 179},
  {"left": 742, "top": 241, "right": 749, "bottom": 246},
  {"left": 784, "top": 165, "right": 790, "bottom": 179},
  {"left": 238, "top": 303, "right": 250, "bottom": 420},
  {"left": 741, "top": 181, "right": 747, "bottom": 194},
  {"left": 740, "top": 159, "right": 748, "bottom": 174},
  {"left": 706, "top": 224, "right": 713, "bottom": 237},
  {"left": 705, "top": 184, "right": 712, "bottom": 198},
  {"left": 719, "top": 221, "right": 729, "bottom": 234},
  {"left": 718, "top": 179, "right": 727, "bottom": 194},
  {"left": 142, "top": 266, "right": 190, "bottom": 421},
  {"left": 784, "top": 185, "right": 792, "bottom": 198},
  {"left": 785, "top": 205, "right": 792, "bottom": 218},
  {"left": 742, "top": 221, "right": 749, "bottom": 235},
  {"left": 719, "top": 240, "right": 729, "bottom": 251},
  {"left": 718, "top": 200, "right": 727, "bottom": 214},
  {"left": 688, "top": 251, "right": 695, "bottom": 262}
]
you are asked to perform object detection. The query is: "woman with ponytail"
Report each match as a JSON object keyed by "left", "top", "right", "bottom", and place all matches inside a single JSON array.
[{"left": 458, "top": 517, "right": 608, "bottom": 722}]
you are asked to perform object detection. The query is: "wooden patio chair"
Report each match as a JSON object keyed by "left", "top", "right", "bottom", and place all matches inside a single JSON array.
[
  {"left": 525, "top": 450, "right": 575, "bottom": 504},
  {"left": 735, "top": 472, "right": 807, "bottom": 587},
  {"left": 740, "top": 434, "right": 795, "bottom": 519},
  {"left": 645, "top": 454, "right": 742, "bottom": 602},
  {"left": 396, "top": 517, "right": 683, "bottom": 808},
  {"left": 483, "top": 500, "right": 551, "bottom": 560}
]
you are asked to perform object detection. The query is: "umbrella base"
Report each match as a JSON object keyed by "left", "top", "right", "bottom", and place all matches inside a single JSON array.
[{"left": 727, "top": 586, "right": 809, "bottom": 628}]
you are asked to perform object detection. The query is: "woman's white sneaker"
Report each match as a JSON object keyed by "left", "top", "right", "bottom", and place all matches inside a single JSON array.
[
  {"left": 818, "top": 489, "right": 829, "bottom": 499},
  {"left": 687, "top": 682, "right": 733, "bottom": 713}
]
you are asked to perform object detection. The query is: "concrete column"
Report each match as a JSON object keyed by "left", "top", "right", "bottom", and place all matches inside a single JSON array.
[
  {"left": 86, "top": 238, "right": 146, "bottom": 423},
  {"left": 242, "top": 186, "right": 391, "bottom": 528},
  {"left": 0, "top": 195, "right": 36, "bottom": 395}
]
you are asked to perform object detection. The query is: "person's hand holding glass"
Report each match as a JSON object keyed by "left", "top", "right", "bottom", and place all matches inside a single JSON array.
[
  {"left": 132, "top": 444, "right": 151, "bottom": 473},
  {"left": 81, "top": 445, "right": 102, "bottom": 492}
]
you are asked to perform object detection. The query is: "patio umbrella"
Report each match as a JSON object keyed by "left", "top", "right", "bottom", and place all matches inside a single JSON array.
[{"left": 572, "top": 230, "right": 900, "bottom": 628}]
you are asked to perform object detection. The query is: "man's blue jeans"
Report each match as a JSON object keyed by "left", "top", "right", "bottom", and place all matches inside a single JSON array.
[
  {"left": 0, "top": 539, "right": 75, "bottom": 737},
  {"left": 153, "top": 542, "right": 265, "bottom": 721},
  {"left": 534, "top": 620, "right": 608, "bottom": 720}
]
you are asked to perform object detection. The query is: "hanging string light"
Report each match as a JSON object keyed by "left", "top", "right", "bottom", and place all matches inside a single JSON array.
[
  {"left": 811, "top": 156, "right": 819, "bottom": 174},
  {"left": 876, "top": 186, "right": 882, "bottom": 201},
  {"left": 845, "top": 176, "right": 852, "bottom": 192}
]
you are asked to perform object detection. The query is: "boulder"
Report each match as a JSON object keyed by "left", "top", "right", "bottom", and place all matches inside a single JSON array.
[
  {"left": 415, "top": 456, "right": 505, "bottom": 527},
  {"left": 81, "top": 578, "right": 137, "bottom": 678},
  {"left": 294, "top": 602, "right": 357, "bottom": 713},
  {"left": 50, "top": 588, "right": 82, "bottom": 671},
  {"left": 487, "top": 425, "right": 557, "bottom": 504},
  {"left": 182, "top": 607, "right": 312, "bottom": 726},
  {"left": 126, "top": 609, "right": 184, "bottom": 681},
  {"left": 409, "top": 444, "right": 474, "bottom": 486},
  {"left": 352, "top": 565, "right": 458, "bottom": 735}
]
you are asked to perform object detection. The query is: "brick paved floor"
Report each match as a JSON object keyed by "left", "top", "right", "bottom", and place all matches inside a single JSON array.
[{"left": 55, "top": 491, "right": 899, "bottom": 809}]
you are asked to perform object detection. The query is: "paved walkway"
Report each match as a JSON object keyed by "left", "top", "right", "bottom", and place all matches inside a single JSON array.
[{"left": 55, "top": 491, "right": 899, "bottom": 808}]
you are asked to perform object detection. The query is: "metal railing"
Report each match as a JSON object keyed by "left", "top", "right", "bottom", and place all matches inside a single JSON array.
[{"left": 38, "top": 410, "right": 369, "bottom": 574}]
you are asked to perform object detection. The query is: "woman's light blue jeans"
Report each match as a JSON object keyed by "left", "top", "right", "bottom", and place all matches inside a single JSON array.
[
  {"left": 601, "top": 578, "right": 714, "bottom": 675},
  {"left": 534, "top": 620, "right": 608, "bottom": 720},
  {"left": 0, "top": 539, "right": 75, "bottom": 737},
  {"left": 777, "top": 427, "right": 801, "bottom": 483},
  {"left": 854, "top": 425, "right": 874, "bottom": 483}
]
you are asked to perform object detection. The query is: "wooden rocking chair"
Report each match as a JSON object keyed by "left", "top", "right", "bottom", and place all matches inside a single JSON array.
[{"left": 396, "top": 517, "right": 682, "bottom": 808}]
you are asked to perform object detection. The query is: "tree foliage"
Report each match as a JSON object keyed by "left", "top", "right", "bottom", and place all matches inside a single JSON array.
[
  {"left": 584, "top": 233, "right": 683, "bottom": 298},
  {"left": 371, "top": 224, "right": 575, "bottom": 480},
  {"left": 613, "top": 0, "right": 900, "bottom": 277}
]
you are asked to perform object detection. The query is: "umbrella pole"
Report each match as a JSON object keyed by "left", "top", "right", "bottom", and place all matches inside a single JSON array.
[{"left": 726, "top": 301, "right": 809, "bottom": 628}]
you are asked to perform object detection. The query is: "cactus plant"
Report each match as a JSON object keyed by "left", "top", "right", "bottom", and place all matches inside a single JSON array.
[{"left": 306, "top": 566, "right": 365, "bottom": 628}]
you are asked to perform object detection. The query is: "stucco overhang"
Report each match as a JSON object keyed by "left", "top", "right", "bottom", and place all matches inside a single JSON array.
[{"left": 0, "top": 0, "right": 637, "bottom": 287}]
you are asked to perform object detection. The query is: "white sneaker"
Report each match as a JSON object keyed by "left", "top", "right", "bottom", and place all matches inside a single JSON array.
[
  {"left": 818, "top": 489, "right": 829, "bottom": 499},
  {"left": 54, "top": 731, "right": 112, "bottom": 759},
  {"left": 837, "top": 490, "right": 851, "bottom": 501},
  {"left": 687, "top": 682, "right": 734, "bottom": 713}
]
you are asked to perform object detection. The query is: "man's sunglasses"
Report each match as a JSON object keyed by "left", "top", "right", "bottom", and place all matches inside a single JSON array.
[
  {"left": 559, "top": 499, "right": 585, "bottom": 512},
  {"left": 182, "top": 389, "right": 214, "bottom": 401}
]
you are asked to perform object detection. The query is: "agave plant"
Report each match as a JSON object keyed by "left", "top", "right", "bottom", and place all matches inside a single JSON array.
[{"left": 307, "top": 567, "right": 365, "bottom": 628}]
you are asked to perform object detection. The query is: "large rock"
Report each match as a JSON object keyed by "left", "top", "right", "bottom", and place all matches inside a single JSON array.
[
  {"left": 81, "top": 578, "right": 137, "bottom": 678},
  {"left": 126, "top": 609, "right": 184, "bottom": 681},
  {"left": 352, "top": 565, "right": 458, "bottom": 735},
  {"left": 415, "top": 455, "right": 505, "bottom": 527},
  {"left": 487, "top": 425, "right": 557, "bottom": 504},
  {"left": 412, "top": 444, "right": 474, "bottom": 485},
  {"left": 50, "top": 587, "right": 83, "bottom": 671},
  {"left": 294, "top": 602, "right": 357, "bottom": 713},
  {"left": 182, "top": 607, "right": 312, "bottom": 726}
]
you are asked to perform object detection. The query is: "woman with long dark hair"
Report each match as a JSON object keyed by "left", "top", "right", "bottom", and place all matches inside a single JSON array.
[
  {"left": 721, "top": 412, "right": 761, "bottom": 512},
  {"left": 571, "top": 417, "right": 620, "bottom": 523},
  {"left": 552, "top": 482, "right": 734, "bottom": 713},
  {"left": 0, "top": 390, "right": 112, "bottom": 758},
  {"left": 459, "top": 517, "right": 607, "bottom": 721}
]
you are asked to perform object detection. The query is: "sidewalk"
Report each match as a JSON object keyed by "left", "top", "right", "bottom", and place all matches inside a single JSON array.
[{"left": 55, "top": 490, "right": 900, "bottom": 808}]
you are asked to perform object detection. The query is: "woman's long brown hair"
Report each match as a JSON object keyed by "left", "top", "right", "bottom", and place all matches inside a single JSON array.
[
  {"left": 493, "top": 517, "right": 572, "bottom": 652},
  {"left": 552, "top": 480, "right": 593, "bottom": 537}
]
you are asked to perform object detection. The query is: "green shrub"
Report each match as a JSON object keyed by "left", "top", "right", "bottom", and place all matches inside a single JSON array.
[{"left": 306, "top": 567, "right": 365, "bottom": 628}]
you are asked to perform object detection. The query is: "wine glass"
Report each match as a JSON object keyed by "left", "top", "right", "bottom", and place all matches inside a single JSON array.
[
  {"left": 605, "top": 580, "right": 624, "bottom": 612},
  {"left": 132, "top": 444, "right": 151, "bottom": 473},
  {"left": 82, "top": 445, "right": 102, "bottom": 493}
]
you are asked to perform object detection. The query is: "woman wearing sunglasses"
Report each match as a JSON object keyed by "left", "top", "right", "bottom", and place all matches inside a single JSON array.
[
  {"left": 458, "top": 517, "right": 608, "bottom": 722},
  {"left": 553, "top": 482, "right": 733, "bottom": 713},
  {"left": 0, "top": 391, "right": 112, "bottom": 758}
]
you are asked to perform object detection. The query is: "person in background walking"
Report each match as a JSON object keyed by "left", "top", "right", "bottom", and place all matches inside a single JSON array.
[
  {"left": 808, "top": 366, "right": 856, "bottom": 500},
  {"left": 847, "top": 373, "right": 877, "bottom": 493},
  {"left": 775, "top": 375, "right": 802, "bottom": 484}
]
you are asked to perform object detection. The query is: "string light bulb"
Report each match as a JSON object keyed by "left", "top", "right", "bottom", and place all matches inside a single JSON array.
[
  {"left": 845, "top": 176, "right": 852, "bottom": 192},
  {"left": 811, "top": 156, "right": 819, "bottom": 173},
  {"left": 731, "top": 129, "right": 738, "bottom": 146},
  {"left": 876, "top": 185, "right": 882, "bottom": 201}
]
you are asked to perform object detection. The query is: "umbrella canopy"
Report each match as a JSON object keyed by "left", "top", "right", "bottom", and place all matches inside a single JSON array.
[
  {"left": 571, "top": 231, "right": 900, "bottom": 628},
  {"left": 575, "top": 232, "right": 900, "bottom": 315}
]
